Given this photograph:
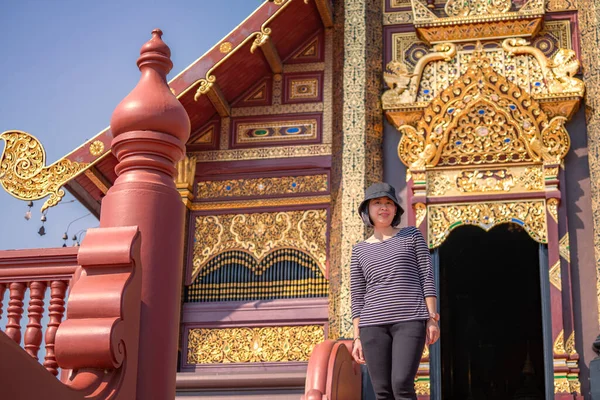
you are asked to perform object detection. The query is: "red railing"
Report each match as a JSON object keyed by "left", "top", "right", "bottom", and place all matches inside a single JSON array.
[
  {"left": 302, "top": 339, "right": 362, "bottom": 400},
  {"left": 0, "top": 226, "right": 142, "bottom": 400},
  {"left": 0, "top": 247, "right": 77, "bottom": 376}
]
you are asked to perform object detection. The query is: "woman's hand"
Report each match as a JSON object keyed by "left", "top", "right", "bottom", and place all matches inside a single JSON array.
[
  {"left": 426, "top": 320, "right": 440, "bottom": 345},
  {"left": 352, "top": 339, "right": 366, "bottom": 364}
]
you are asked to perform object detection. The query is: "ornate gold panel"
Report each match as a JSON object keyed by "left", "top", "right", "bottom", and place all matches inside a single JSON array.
[
  {"left": 193, "top": 209, "right": 327, "bottom": 279},
  {"left": 392, "top": 49, "right": 573, "bottom": 169},
  {"left": 290, "top": 78, "right": 320, "bottom": 100},
  {"left": 197, "top": 174, "right": 328, "bottom": 199},
  {"left": 0, "top": 131, "right": 89, "bottom": 212},
  {"left": 549, "top": 260, "right": 562, "bottom": 291},
  {"left": 236, "top": 119, "right": 318, "bottom": 144},
  {"left": 191, "top": 143, "right": 331, "bottom": 162},
  {"left": 187, "top": 325, "right": 324, "bottom": 364},
  {"left": 427, "top": 165, "right": 544, "bottom": 196},
  {"left": 559, "top": 233, "right": 570, "bottom": 261},
  {"left": 427, "top": 200, "right": 547, "bottom": 248}
]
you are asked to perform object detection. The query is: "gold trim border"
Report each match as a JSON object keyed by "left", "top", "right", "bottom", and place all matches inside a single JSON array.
[{"left": 190, "top": 195, "right": 331, "bottom": 211}]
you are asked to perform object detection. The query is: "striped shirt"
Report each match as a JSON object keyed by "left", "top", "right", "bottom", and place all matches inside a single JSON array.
[{"left": 350, "top": 226, "right": 437, "bottom": 327}]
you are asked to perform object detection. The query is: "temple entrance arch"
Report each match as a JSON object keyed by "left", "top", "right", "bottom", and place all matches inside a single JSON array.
[{"left": 435, "top": 223, "right": 549, "bottom": 399}]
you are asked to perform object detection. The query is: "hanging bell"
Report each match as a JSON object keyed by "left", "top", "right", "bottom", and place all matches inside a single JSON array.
[{"left": 38, "top": 225, "right": 46, "bottom": 236}]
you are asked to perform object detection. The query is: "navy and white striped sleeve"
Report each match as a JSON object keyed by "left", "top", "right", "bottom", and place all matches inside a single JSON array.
[
  {"left": 350, "top": 247, "right": 366, "bottom": 320},
  {"left": 412, "top": 227, "right": 437, "bottom": 298}
]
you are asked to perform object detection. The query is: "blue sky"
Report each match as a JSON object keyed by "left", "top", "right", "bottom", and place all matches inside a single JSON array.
[{"left": 0, "top": 0, "right": 263, "bottom": 250}]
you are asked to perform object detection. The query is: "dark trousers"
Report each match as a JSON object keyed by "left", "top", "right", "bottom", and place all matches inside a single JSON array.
[{"left": 360, "top": 320, "right": 427, "bottom": 400}]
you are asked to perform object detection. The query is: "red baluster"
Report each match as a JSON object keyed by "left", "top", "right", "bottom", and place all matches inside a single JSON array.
[
  {"left": 0, "top": 283, "right": 6, "bottom": 322},
  {"left": 24, "top": 281, "right": 47, "bottom": 360},
  {"left": 5, "top": 282, "right": 26, "bottom": 344},
  {"left": 43, "top": 280, "right": 67, "bottom": 376}
]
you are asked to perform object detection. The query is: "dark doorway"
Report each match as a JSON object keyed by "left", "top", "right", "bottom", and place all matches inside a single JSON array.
[{"left": 439, "top": 224, "right": 546, "bottom": 400}]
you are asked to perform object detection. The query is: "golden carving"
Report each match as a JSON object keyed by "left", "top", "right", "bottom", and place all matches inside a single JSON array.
[
  {"left": 283, "top": 62, "right": 325, "bottom": 73},
  {"left": 197, "top": 174, "right": 328, "bottom": 199},
  {"left": 193, "top": 209, "right": 328, "bottom": 278},
  {"left": 569, "top": 378, "right": 582, "bottom": 395},
  {"left": 383, "top": 43, "right": 456, "bottom": 108},
  {"left": 290, "top": 78, "right": 320, "bottom": 99},
  {"left": 549, "top": 260, "right": 562, "bottom": 291},
  {"left": 547, "top": 198, "right": 559, "bottom": 224},
  {"left": 415, "top": 203, "right": 427, "bottom": 227},
  {"left": 554, "top": 376, "right": 570, "bottom": 394},
  {"left": 393, "top": 49, "right": 572, "bottom": 169},
  {"left": 445, "top": 0, "right": 511, "bottom": 17},
  {"left": 219, "top": 42, "right": 232, "bottom": 54},
  {"left": 427, "top": 166, "right": 544, "bottom": 196},
  {"left": 190, "top": 195, "right": 331, "bottom": 211},
  {"left": 236, "top": 119, "right": 318, "bottom": 144},
  {"left": 88, "top": 140, "right": 104, "bottom": 156},
  {"left": 191, "top": 143, "right": 331, "bottom": 162},
  {"left": 455, "top": 169, "right": 516, "bottom": 192},
  {"left": 0, "top": 130, "right": 89, "bottom": 212},
  {"left": 231, "top": 102, "right": 323, "bottom": 117},
  {"left": 502, "top": 39, "right": 584, "bottom": 96},
  {"left": 187, "top": 325, "right": 324, "bottom": 364},
  {"left": 427, "top": 171, "right": 452, "bottom": 196},
  {"left": 428, "top": 200, "right": 547, "bottom": 248},
  {"left": 554, "top": 330, "right": 567, "bottom": 355},
  {"left": 546, "top": 0, "right": 577, "bottom": 11},
  {"left": 384, "top": 11, "right": 413, "bottom": 25},
  {"left": 416, "top": 19, "right": 544, "bottom": 44},
  {"left": 559, "top": 233, "right": 570, "bottom": 261},
  {"left": 414, "top": 379, "right": 430, "bottom": 395},
  {"left": 565, "top": 331, "right": 576, "bottom": 356},
  {"left": 328, "top": 0, "right": 383, "bottom": 340}
]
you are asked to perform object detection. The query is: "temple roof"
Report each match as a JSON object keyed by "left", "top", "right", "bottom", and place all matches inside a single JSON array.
[{"left": 61, "top": 0, "right": 332, "bottom": 216}]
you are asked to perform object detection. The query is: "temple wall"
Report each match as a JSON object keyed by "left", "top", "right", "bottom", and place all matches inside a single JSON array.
[{"left": 565, "top": 104, "right": 599, "bottom": 396}]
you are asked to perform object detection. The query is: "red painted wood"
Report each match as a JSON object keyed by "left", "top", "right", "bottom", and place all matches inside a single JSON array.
[
  {"left": 100, "top": 29, "right": 190, "bottom": 399},
  {"left": 5, "top": 282, "right": 25, "bottom": 344},
  {"left": 43, "top": 280, "right": 67, "bottom": 376},
  {"left": 24, "top": 281, "right": 47, "bottom": 360}
]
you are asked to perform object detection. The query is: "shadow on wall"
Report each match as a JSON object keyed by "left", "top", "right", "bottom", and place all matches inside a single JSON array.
[
  {"left": 383, "top": 118, "right": 408, "bottom": 228},
  {"left": 564, "top": 102, "right": 598, "bottom": 398}
]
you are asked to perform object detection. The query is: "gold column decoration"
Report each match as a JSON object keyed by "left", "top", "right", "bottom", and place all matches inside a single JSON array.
[
  {"left": 547, "top": 198, "right": 559, "bottom": 224},
  {"left": 0, "top": 130, "right": 89, "bottom": 212},
  {"left": 192, "top": 209, "right": 328, "bottom": 280},
  {"left": 415, "top": 203, "right": 427, "bottom": 227},
  {"left": 549, "top": 260, "right": 562, "bottom": 291},
  {"left": 578, "top": 0, "right": 600, "bottom": 327},
  {"left": 187, "top": 325, "right": 325, "bottom": 364},
  {"left": 427, "top": 200, "right": 547, "bottom": 248},
  {"left": 176, "top": 155, "right": 197, "bottom": 207},
  {"left": 328, "top": 0, "right": 384, "bottom": 339}
]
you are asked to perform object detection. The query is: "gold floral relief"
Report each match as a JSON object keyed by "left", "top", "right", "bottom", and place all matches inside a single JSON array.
[
  {"left": 547, "top": 198, "right": 559, "bottom": 224},
  {"left": 426, "top": 165, "right": 544, "bottom": 196},
  {"left": 414, "top": 379, "right": 430, "bottom": 395},
  {"left": 565, "top": 331, "right": 576, "bottom": 356},
  {"left": 559, "top": 233, "right": 570, "bottom": 261},
  {"left": 197, "top": 174, "right": 328, "bottom": 199},
  {"left": 554, "top": 330, "right": 567, "bottom": 355},
  {"left": 186, "top": 325, "right": 325, "bottom": 364},
  {"left": 193, "top": 209, "right": 328, "bottom": 279},
  {"left": 427, "top": 200, "right": 547, "bottom": 248},
  {"left": 415, "top": 203, "right": 427, "bottom": 227},
  {"left": 0, "top": 130, "right": 89, "bottom": 212},
  {"left": 554, "top": 375, "right": 570, "bottom": 394},
  {"left": 394, "top": 49, "right": 573, "bottom": 170},
  {"left": 549, "top": 260, "right": 562, "bottom": 291}
]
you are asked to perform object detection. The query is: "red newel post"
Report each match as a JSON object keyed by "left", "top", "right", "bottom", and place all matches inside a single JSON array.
[{"left": 100, "top": 29, "right": 190, "bottom": 399}]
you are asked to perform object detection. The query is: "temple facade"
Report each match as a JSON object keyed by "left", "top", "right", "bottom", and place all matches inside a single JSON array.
[{"left": 1, "top": 0, "right": 600, "bottom": 399}]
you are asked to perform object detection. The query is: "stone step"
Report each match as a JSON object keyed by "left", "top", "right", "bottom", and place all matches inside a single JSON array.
[{"left": 176, "top": 369, "right": 306, "bottom": 400}]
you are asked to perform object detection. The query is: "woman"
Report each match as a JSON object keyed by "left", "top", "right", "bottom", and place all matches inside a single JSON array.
[{"left": 350, "top": 182, "right": 440, "bottom": 400}]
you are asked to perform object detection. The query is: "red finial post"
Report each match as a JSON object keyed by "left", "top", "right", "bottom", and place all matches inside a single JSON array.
[{"left": 101, "top": 29, "right": 190, "bottom": 399}]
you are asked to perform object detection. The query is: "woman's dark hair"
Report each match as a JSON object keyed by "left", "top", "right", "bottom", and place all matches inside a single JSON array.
[{"left": 359, "top": 200, "right": 402, "bottom": 228}]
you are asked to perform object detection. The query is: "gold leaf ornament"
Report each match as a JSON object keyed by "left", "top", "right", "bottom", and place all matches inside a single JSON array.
[{"left": 0, "top": 130, "right": 88, "bottom": 211}]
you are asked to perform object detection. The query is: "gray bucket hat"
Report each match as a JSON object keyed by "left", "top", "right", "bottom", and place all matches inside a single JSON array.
[{"left": 358, "top": 182, "right": 404, "bottom": 227}]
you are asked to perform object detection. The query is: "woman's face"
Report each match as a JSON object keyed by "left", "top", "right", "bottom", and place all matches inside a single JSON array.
[{"left": 368, "top": 196, "right": 397, "bottom": 228}]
